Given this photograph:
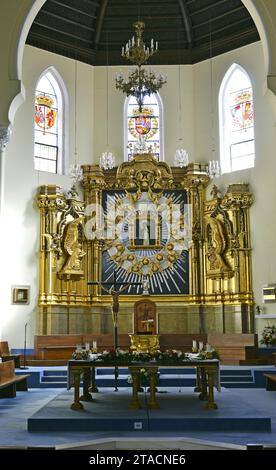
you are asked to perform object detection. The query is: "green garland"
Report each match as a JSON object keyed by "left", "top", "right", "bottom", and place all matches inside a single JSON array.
[{"left": 71, "top": 348, "right": 220, "bottom": 362}]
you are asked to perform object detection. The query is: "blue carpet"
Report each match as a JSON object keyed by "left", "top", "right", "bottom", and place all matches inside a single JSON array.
[
  {"left": 27, "top": 387, "right": 271, "bottom": 433},
  {"left": 19, "top": 365, "right": 276, "bottom": 389}
]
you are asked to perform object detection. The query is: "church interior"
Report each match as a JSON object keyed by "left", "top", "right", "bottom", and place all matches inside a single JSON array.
[{"left": 1, "top": 0, "right": 276, "bottom": 452}]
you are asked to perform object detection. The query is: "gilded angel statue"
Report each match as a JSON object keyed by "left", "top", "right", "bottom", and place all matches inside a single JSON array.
[
  {"left": 206, "top": 217, "right": 229, "bottom": 272},
  {"left": 60, "top": 217, "right": 85, "bottom": 274}
]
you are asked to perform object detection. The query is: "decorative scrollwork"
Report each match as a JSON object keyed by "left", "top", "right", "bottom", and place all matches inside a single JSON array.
[{"left": 116, "top": 154, "right": 173, "bottom": 192}]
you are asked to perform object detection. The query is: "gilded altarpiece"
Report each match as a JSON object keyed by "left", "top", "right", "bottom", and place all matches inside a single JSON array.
[{"left": 36, "top": 156, "right": 254, "bottom": 336}]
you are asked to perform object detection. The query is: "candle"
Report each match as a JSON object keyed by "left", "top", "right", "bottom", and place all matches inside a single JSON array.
[
  {"left": 206, "top": 343, "right": 212, "bottom": 352},
  {"left": 76, "top": 344, "right": 82, "bottom": 352},
  {"left": 93, "top": 341, "right": 97, "bottom": 350},
  {"left": 199, "top": 341, "right": 204, "bottom": 351},
  {"left": 192, "top": 340, "right": 197, "bottom": 349},
  {"left": 85, "top": 342, "right": 90, "bottom": 351}
]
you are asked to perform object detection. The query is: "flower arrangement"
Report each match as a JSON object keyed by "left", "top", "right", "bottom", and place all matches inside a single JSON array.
[
  {"left": 72, "top": 349, "right": 90, "bottom": 360},
  {"left": 197, "top": 349, "right": 220, "bottom": 360},
  {"left": 84, "top": 348, "right": 220, "bottom": 363},
  {"left": 260, "top": 325, "right": 276, "bottom": 346}
]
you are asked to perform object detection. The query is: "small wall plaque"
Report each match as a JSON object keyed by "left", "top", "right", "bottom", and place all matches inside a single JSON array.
[
  {"left": 12, "top": 286, "right": 30, "bottom": 305},
  {"left": 263, "top": 284, "right": 276, "bottom": 303}
]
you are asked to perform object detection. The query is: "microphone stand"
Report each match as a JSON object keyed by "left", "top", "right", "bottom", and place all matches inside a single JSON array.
[{"left": 21, "top": 323, "right": 29, "bottom": 369}]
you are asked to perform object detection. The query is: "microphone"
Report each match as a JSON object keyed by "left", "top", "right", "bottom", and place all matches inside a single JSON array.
[{"left": 21, "top": 322, "right": 29, "bottom": 369}]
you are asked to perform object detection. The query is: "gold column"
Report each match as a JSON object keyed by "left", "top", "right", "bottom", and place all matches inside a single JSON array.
[
  {"left": 184, "top": 166, "right": 209, "bottom": 331},
  {"left": 82, "top": 165, "right": 106, "bottom": 299},
  {"left": 37, "top": 185, "right": 66, "bottom": 334},
  {"left": 36, "top": 185, "right": 86, "bottom": 335}
]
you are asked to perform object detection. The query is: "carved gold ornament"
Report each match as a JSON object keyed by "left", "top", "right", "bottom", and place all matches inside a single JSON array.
[{"left": 59, "top": 216, "right": 86, "bottom": 277}]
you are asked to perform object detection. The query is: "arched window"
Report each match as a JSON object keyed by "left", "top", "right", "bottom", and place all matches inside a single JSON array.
[
  {"left": 34, "top": 69, "right": 66, "bottom": 174},
  {"left": 124, "top": 92, "right": 163, "bottom": 161},
  {"left": 219, "top": 64, "right": 255, "bottom": 174}
]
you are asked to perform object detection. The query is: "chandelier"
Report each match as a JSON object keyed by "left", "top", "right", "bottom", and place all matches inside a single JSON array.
[
  {"left": 208, "top": 160, "right": 220, "bottom": 179},
  {"left": 115, "top": 21, "right": 167, "bottom": 111},
  {"left": 174, "top": 148, "right": 189, "bottom": 168},
  {"left": 67, "top": 163, "right": 83, "bottom": 198},
  {"left": 99, "top": 151, "right": 116, "bottom": 170}
]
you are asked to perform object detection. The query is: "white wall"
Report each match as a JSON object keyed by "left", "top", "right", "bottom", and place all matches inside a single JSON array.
[
  {"left": 0, "top": 46, "right": 94, "bottom": 348},
  {"left": 1, "top": 39, "right": 276, "bottom": 347},
  {"left": 194, "top": 42, "right": 276, "bottom": 336},
  {"left": 93, "top": 65, "right": 195, "bottom": 165}
]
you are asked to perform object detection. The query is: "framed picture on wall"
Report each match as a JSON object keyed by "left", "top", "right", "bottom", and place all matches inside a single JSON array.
[{"left": 12, "top": 286, "right": 30, "bottom": 305}]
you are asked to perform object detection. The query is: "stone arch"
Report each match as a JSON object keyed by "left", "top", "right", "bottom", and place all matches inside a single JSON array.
[
  {"left": 0, "top": 0, "right": 46, "bottom": 132},
  {"left": 242, "top": 0, "right": 276, "bottom": 111}
]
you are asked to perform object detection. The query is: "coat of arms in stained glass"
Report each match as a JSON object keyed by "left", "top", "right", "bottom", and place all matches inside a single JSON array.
[{"left": 127, "top": 93, "right": 161, "bottom": 161}]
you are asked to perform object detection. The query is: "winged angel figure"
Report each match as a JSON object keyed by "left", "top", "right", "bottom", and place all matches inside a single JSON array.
[
  {"left": 206, "top": 217, "right": 229, "bottom": 272},
  {"left": 60, "top": 217, "right": 85, "bottom": 274}
]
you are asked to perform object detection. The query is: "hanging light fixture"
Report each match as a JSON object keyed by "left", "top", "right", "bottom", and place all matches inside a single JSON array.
[
  {"left": 115, "top": 21, "right": 167, "bottom": 112},
  {"left": 100, "top": 151, "right": 116, "bottom": 170},
  {"left": 208, "top": 160, "right": 220, "bottom": 179},
  {"left": 68, "top": 60, "right": 83, "bottom": 198},
  {"left": 207, "top": 27, "right": 220, "bottom": 180},
  {"left": 174, "top": 148, "right": 189, "bottom": 168},
  {"left": 174, "top": 58, "right": 189, "bottom": 168},
  {"left": 100, "top": 32, "right": 116, "bottom": 170}
]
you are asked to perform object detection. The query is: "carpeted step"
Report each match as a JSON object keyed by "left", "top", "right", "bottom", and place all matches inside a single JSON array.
[
  {"left": 43, "top": 370, "right": 67, "bottom": 377},
  {"left": 220, "top": 381, "right": 256, "bottom": 388},
  {"left": 220, "top": 375, "right": 253, "bottom": 382},
  {"left": 41, "top": 376, "right": 69, "bottom": 383},
  {"left": 40, "top": 382, "right": 68, "bottom": 388},
  {"left": 220, "top": 369, "right": 252, "bottom": 376},
  {"left": 35, "top": 366, "right": 265, "bottom": 389}
]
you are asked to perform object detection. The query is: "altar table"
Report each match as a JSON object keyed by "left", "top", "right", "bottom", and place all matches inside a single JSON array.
[{"left": 67, "top": 359, "right": 220, "bottom": 411}]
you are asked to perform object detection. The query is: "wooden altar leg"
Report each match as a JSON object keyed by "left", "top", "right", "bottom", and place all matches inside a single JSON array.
[
  {"left": 147, "top": 368, "right": 160, "bottom": 409},
  {"left": 80, "top": 368, "right": 93, "bottom": 402},
  {"left": 138, "top": 373, "right": 144, "bottom": 392},
  {"left": 198, "top": 367, "right": 208, "bottom": 401},
  {"left": 89, "top": 367, "right": 99, "bottom": 393},
  {"left": 194, "top": 367, "right": 202, "bottom": 392},
  {"left": 129, "top": 369, "right": 142, "bottom": 409},
  {"left": 206, "top": 368, "right": 218, "bottom": 410},
  {"left": 71, "top": 368, "right": 84, "bottom": 410}
]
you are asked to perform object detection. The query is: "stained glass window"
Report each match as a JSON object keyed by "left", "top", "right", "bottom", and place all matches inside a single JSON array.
[
  {"left": 219, "top": 64, "right": 255, "bottom": 173},
  {"left": 34, "top": 71, "right": 63, "bottom": 173},
  {"left": 125, "top": 92, "right": 163, "bottom": 161}
]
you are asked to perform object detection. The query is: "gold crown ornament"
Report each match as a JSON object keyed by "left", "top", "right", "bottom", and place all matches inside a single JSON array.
[{"left": 36, "top": 94, "right": 54, "bottom": 108}]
